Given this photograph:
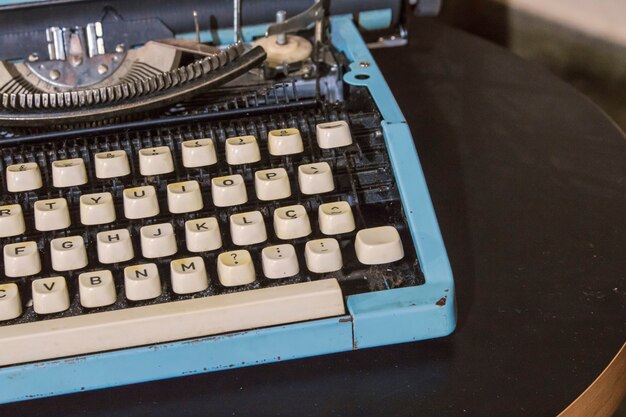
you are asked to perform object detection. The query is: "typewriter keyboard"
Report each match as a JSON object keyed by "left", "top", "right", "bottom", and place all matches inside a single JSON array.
[{"left": 0, "top": 91, "right": 423, "bottom": 365}]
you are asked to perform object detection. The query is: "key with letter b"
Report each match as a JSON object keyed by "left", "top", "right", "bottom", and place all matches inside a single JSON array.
[{"left": 79, "top": 270, "right": 117, "bottom": 308}]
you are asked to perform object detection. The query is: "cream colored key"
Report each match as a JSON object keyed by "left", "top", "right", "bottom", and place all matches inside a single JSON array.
[
  {"left": 170, "top": 257, "right": 209, "bottom": 294},
  {"left": 140, "top": 223, "right": 177, "bottom": 258},
  {"left": 298, "top": 162, "right": 334, "bottom": 195},
  {"left": 34, "top": 198, "right": 71, "bottom": 231},
  {"left": 355, "top": 226, "right": 404, "bottom": 265},
  {"left": 124, "top": 263, "right": 162, "bottom": 301},
  {"left": 273, "top": 205, "right": 312, "bottom": 240},
  {"left": 0, "top": 279, "right": 345, "bottom": 366},
  {"left": 316, "top": 120, "right": 353, "bottom": 149},
  {"left": 318, "top": 201, "right": 356, "bottom": 235},
  {"left": 6, "top": 162, "right": 42, "bottom": 192},
  {"left": 185, "top": 217, "right": 222, "bottom": 252},
  {"left": 181, "top": 138, "right": 217, "bottom": 167},
  {"left": 230, "top": 211, "right": 267, "bottom": 246},
  {"left": 94, "top": 150, "right": 130, "bottom": 179},
  {"left": 139, "top": 146, "right": 174, "bottom": 176},
  {"left": 80, "top": 192, "right": 115, "bottom": 225},
  {"left": 225, "top": 135, "right": 261, "bottom": 165},
  {"left": 97, "top": 229, "right": 134, "bottom": 264},
  {"left": 51, "top": 158, "right": 88, "bottom": 187},
  {"left": 0, "top": 283, "right": 22, "bottom": 321},
  {"left": 254, "top": 168, "right": 291, "bottom": 201},
  {"left": 32, "top": 276, "right": 70, "bottom": 314},
  {"left": 261, "top": 244, "right": 299, "bottom": 279},
  {"left": 167, "top": 180, "right": 203, "bottom": 213},
  {"left": 4, "top": 241, "right": 41, "bottom": 278},
  {"left": 211, "top": 174, "right": 247, "bottom": 207},
  {"left": 0, "top": 204, "right": 25, "bottom": 237},
  {"left": 268, "top": 128, "right": 304, "bottom": 156},
  {"left": 305, "top": 238, "right": 343, "bottom": 273},
  {"left": 123, "top": 186, "right": 159, "bottom": 219},
  {"left": 217, "top": 250, "right": 255, "bottom": 286},
  {"left": 78, "top": 270, "right": 117, "bottom": 308},
  {"left": 51, "top": 236, "right": 88, "bottom": 272}
]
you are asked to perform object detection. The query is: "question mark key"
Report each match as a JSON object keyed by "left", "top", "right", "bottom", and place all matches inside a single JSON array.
[{"left": 217, "top": 250, "right": 256, "bottom": 286}]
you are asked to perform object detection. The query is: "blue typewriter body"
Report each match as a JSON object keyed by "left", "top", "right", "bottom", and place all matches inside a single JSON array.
[{"left": 0, "top": 1, "right": 455, "bottom": 403}]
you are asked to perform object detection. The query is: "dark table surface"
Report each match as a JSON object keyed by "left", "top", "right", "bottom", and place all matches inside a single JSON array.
[{"left": 4, "top": 18, "right": 625, "bottom": 417}]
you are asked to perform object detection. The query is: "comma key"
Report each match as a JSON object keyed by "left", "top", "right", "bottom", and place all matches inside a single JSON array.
[{"left": 217, "top": 250, "right": 255, "bottom": 286}]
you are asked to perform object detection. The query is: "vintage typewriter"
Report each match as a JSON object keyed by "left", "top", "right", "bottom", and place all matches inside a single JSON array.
[{"left": 0, "top": 0, "right": 455, "bottom": 402}]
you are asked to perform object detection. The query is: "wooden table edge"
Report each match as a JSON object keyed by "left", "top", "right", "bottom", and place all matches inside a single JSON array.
[{"left": 558, "top": 342, "right": 626, "bottom": 417}]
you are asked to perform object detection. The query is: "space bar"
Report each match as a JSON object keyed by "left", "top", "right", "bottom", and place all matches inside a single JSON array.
[{"left": 0, "top": 278, "right": 345, "bottom": 366}]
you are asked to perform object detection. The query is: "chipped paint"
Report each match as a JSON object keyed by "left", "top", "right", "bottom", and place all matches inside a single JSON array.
[{"left": 63, "top": 357, "right": 87, "bottom": 365}]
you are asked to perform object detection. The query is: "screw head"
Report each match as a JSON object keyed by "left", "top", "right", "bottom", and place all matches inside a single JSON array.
[
  {"left": 115, "top": 44, "right": 125, "bottom": 53},
  {"left": 359, "top": 61, "right": 370, "bottom": 68},
  {"left": 49, "top": 69, "right": 61, "bottom": 81},
  {"left": 28, "top": 53, "right": 39, "bottom": 63},
  {"left": 97, "top": 64, "right": 109, "bottom": 74}
]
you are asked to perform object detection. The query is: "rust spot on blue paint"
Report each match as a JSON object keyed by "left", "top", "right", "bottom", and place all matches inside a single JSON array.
[
  {"left": 63, "top": 357, "right": 87, "bottom": 365},
  {"left": 182, "top": 331, "right": 242, "bottom": 345},
  {"left": 338, "top": 317, "right": 353, "bottom": 323},
  {"left": 182, "top": 338, "right": 204, "bottom": 345},
  {"left": 436, "top": 297, "right": 447, "bottom": 307}
]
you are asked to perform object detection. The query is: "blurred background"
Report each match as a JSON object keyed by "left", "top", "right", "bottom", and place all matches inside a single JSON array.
[
  {"left": 437, "top": 0, "right": 626, "bottom": 132},
  {"left": 434, "top": 2, "right": 626, "bottom": 415}
]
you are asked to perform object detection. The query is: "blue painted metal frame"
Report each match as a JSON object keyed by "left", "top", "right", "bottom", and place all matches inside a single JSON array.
[
  {"left": 332, "top": 16, "right": 456, "bottom": 348},
  {"left": 0, "top": 16, "right": 455, "bottom": 403}
]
